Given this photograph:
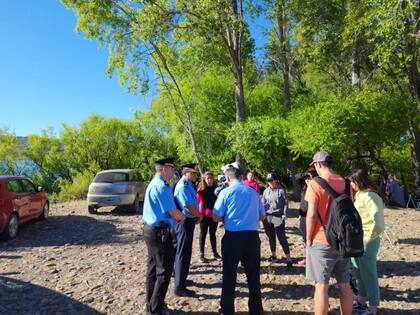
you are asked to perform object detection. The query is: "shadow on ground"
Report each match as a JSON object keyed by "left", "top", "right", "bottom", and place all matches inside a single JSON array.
[
  {"left": 170, "top": 311, "right": 312, "bottom": 315},
  {"left": 377, "top": 260, "right": 420, "bottom": 277},
  {"left": 0, "top": 214, "right": 138, "bottom": 250},
  {"left": 94, "top": 202, "right": 144, "bottom": 216},
  {"left": 0, "top": 276, "right": 102, "bottom": 315},
  {"left": 379, "top": 310, "right": 420, "bottom": 315},
  {"left": 398, "top": 238, "right": 420, "bottom": 245}
]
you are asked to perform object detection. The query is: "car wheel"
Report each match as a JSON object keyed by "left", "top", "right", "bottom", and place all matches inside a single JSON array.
[
  {"left": 3, "top": 213, "right": 19, "bottom": 239},
  {"left": 39, "top": 202, "right": 49, "bottom": 220},
  {"left": 88, "top": 205, "right": 97, "bottom": 214},
  {"left": 131, "top": 195, "right": 140, "bottom": 213}
]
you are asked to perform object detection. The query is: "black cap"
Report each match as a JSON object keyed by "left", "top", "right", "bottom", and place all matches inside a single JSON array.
[
  {"left": 155, "top": 157, "right": 175, "bottom": 167},
  {"left": 266, "top": 172, "right": 280, "bottom": 181},
  {"left": 180, "top": 163, "right": 199, "bottom": 173}
]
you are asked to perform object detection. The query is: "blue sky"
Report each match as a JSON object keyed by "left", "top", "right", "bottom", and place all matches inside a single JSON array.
[{"left": 0, "top": 1, "right": 269, "bottom": 136}]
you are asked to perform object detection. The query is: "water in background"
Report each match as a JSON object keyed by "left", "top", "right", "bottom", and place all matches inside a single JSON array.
[{"left": 0, "top": 160, "right": 38, "bottom": 176}]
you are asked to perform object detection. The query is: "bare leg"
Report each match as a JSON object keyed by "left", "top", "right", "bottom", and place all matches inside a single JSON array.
[
  {"left": 314, "top": 283, "right": 329, "bottom": 315},
  {"left": 338, "top": 282, "right": 353, "bottom": 315}
]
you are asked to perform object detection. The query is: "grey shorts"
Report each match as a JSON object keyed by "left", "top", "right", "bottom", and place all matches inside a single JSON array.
[{"left": 306, "top": 242, "right": 351, "bottom": 284}]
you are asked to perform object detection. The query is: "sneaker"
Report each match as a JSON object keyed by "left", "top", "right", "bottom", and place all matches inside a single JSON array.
[
  {"left": 174, "top": 287, "right": 196, "bottom": 297},
  {"left": 199, "top": 255, "right": 206, "bottom": 263},
  {"left": 185, "top": 279, "right": 195, "bottom": 286},
  {"left": 212, "top": 253, "right": 222, "bottom": 261},
  {"left": 268, "top": 255, "right": 277, "bottom": 262},
  {"left": 144, "top": 303, "right": 170, "bottom": 315},
  {"left": 353, "top": 300, "right": 368, "bottom": 313}
]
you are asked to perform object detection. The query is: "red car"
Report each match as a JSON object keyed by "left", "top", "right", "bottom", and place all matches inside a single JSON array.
[{"left": 0, "top": 176, "right": 49, "bottom": 239}]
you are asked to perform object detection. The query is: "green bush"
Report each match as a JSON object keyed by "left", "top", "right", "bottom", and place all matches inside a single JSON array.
[{"left": 58, "top": 169, "right": 95, "bottom": 202}]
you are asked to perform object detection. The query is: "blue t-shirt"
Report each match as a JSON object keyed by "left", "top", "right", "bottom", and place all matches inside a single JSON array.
[
  {"left": 213, "top": 180, "right": 265, "bottom": 231},
  {"left": 174, "top": 176, "right": 199, "bottom": 218},
  {"left": 143, "top": 175, "right": 177, "bottom": 227}
]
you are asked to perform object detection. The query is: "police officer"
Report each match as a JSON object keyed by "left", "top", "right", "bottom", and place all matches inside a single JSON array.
[
  {"left": 173, "top": 163, "right": 203, "bottom": 297},
  {"left": 143, "top": 158, "right": 186, "bottom": 315},
  {"left": 213, "top": 166, "right": 266, "bottom": 315}
]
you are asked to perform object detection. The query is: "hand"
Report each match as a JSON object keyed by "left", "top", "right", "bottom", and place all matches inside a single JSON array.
[{"left": 195, "top": 214, "right": 203, "bottom": 224}]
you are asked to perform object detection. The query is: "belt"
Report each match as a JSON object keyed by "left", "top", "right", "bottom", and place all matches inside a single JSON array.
[{"left": 145, "top": 223, "right": 171, "bottom": 230}]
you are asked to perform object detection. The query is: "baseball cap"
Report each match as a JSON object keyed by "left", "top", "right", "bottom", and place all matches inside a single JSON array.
[
  {"left": 309, "top": 151, "right": 333, "bottom": 166},
  {"left": 266, "top": 172, "right": 279, "bottom": 181}
]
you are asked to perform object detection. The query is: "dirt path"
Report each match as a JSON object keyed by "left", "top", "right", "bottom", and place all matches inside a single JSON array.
[{"left": 0, "top": 201, "right": 419, "bottom": 314}]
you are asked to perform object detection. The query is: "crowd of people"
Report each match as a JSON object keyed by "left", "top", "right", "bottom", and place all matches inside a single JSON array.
[{"left": 142, "top": 151, "right": 386, "bottom": 315}]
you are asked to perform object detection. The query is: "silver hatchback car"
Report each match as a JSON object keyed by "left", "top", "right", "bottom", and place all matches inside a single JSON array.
[{"left": 87, "top": 169, "right": 147, "bottom": 214}]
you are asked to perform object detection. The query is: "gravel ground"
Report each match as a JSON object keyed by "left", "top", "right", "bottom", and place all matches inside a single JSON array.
[{"left": 0, "top": 200, "right": 419, "bottom": 315}]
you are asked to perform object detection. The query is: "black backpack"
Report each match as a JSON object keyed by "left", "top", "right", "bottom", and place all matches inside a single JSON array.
[{"left": 313, "top": 176, "right": 364, "bottom": 258}]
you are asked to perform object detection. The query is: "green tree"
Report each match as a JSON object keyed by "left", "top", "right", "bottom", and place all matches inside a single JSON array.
[
  {"left": 24, "top": 128, "right": 71, "bottom": 193},
  {"left": 0, "top": 127, "right": 20, "bottom": 175},
  {"left": 61, "top": 114, "right": 145, "bottom": 172},
  {"left": 62, "top": 0, "right": 205, "bottom": 172}
]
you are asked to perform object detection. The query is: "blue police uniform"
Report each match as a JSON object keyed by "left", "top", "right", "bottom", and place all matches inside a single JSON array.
[
  {"left": 213, "top": 180, "right": 265, "bottom": 231},
  {"left": 174, "top": 176, "right": 199, "bottom": 218},
  {"left": 142, "top": 159, "right": 178, "bottom": 315},
  {"left": 143, "top": 175, "right": 177, "bottom": 228},
  {"left": 173, "top": 175, "right": 199, "bottom": 294},
  {"left": 213, "top": 179, "right": 265, "bottom": 315}
]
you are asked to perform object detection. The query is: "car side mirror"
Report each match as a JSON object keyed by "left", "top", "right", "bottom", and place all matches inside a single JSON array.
[{"left": 38, "top": 186, "right": 43, "bottom": 192}]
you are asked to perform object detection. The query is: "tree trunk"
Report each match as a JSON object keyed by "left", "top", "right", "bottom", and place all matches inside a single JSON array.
[
  {"left": 234, "top": 66, "right": 246, "bottom": 172},
  {"left": 277, "top": 0, "right": 299, "bottom": 199},
  {"left": 223, "top": 0, "right": 246, "bottom": 171},
  {"left": 408, "top": 121, "right": 420, "bottom": 191},
  {"left": 407, "top": 18, "right": 420, "bottom": 191},
  {"left": 278, "top": 6, "right": 291, "bottom": 113},
  {"left": 368, "top": 147, "right": 387, "bottom": 194},
  {"left": 234, "top": 68, "right": 245, "bottom": 122},
  {"left": 151, "top": 46, "right": 205, "bottom": 174},
  {"left": 351, "top": 39, "right": 361, "bottom": 86}
]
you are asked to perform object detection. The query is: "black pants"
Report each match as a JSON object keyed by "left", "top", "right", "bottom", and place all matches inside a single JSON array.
[
  {"left": 199, "top": 216, "right": 218, "bottom": 256},
  {"left": 174, "top": 217, "right": 196, "bottom": 290},
  {"left": 144, "top": 224, "right": 176, "bottom": 315},
  {"left": 263, "top": 219, "right": 290, "bottom": 255},
  {"left": 221, "top": 230, "right": 263, "bottom": 315}
]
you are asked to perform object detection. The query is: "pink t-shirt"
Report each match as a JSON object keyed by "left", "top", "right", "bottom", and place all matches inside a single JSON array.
[{"left": 243, "top": 180, "right": 261, "bottom": 194}]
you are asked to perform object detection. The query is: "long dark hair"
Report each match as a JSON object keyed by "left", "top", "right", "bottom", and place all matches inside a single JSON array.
[
  {"left": 305, "top": 168, "right": 318, "bottom": 180},
  {"left": 197, "top": 171, "right": 217, "bottom": 191},
  {"left": 301, "top": 168, "right": 318, "bottom": 194},
  {"left": 349, "top": 169, "right": 376, "bottom": 192}
]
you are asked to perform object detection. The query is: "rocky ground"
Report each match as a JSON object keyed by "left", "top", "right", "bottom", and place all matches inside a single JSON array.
[{"left": 0, "top": 200, "right": 419, "bottom": 315}]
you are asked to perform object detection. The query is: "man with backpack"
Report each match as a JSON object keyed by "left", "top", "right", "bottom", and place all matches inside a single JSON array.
[{"left": 305, "top": 151, "right": 359, "bottom": 315}]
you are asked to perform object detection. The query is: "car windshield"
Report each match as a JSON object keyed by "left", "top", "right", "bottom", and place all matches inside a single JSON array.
[{"left": 94, "top": 172, "right": 129, "bottom": 183}]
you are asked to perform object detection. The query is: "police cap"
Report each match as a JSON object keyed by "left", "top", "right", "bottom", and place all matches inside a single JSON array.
[
  {"left": 180, "top": 163, "right": 199, "bottom": 173},
  {"left": 155, "top": 157, "right": 176, "bottom": 168}
]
